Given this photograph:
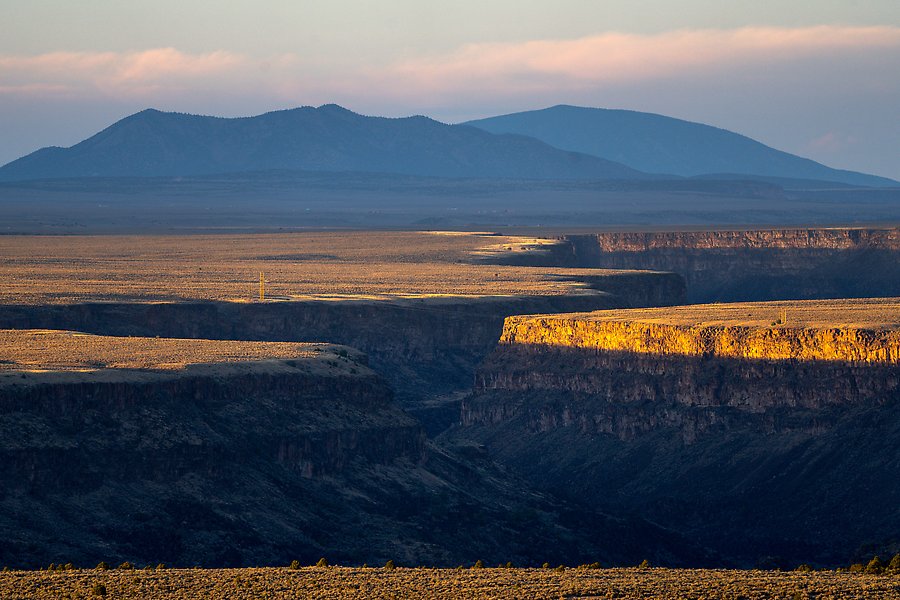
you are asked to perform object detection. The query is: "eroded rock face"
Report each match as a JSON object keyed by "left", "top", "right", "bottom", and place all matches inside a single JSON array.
[
  {"left": 498, "top": 316, "right": 900, "bottom": 364},
  {"left": 0, "top": 342, "right": 712, "bottom": 570},
  {"left": 502, "top": 228, "right": 900, "bottom": 302},
  {"left": 0, "top": 280, "right": 685, "bottom": 429},
  {"left": 588, "top": 228, "right": 900, "bottom": 252},
  {"left": 456, "top": 309, "right": 900, "bottom": 566},
  {"left": 0, "top": 357, "right": 439, "bottom": 566}
]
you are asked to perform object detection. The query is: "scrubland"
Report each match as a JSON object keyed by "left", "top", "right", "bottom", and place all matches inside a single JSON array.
[
  {"left": 0, "top": 231, "right": 640, "bottom": 304},
  {"left": 540, "top": 297, "right": 900, "bottom": 330},
  {"left": 1, "top": 566, "right": 899, "bottom": 599},
  {"left": 0, "top": 329, "right": 347, "bottom": 373}
]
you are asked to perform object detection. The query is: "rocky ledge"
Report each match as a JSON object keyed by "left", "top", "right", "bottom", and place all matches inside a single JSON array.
[{"left": 455, "top": 299, "right": 900, "bottom": 565}]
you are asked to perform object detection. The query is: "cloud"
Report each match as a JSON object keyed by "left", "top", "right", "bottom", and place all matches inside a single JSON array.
[
  {"left": 0, "top": 48, "right": 255, "bottom": 99},
  {"left": 381, "top": 26, "right": 900, "bottom": 99},
  {"left": 1, "top": 26, "right": 898, "bottom": 104}
]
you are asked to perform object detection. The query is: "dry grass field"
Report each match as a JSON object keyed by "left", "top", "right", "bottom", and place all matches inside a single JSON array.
[
  {"left": 1, "top": 566, "right": 898, "bottom": 599},
  {"left": 0, "top": 330, "right": 341, "bottom": 372},
  {"left": 540, "top": 298, "right": 900, "bottom": 330},
  {"left": 0, "top": 231, "right": 643, "bottom": 304},
  {"left": 0, "top": 330, "right": 365, "bottom": 388}
]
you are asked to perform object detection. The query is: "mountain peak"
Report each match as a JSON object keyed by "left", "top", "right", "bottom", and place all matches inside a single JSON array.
[
  {"left": 465, "top": 107, "right": 897, "bottom": 187},
  {"left": 317, "top": 103, "right": 353, "bottom": 113},
  {"left": 0, "top": 105, "right": 645, "bottom": 182}
]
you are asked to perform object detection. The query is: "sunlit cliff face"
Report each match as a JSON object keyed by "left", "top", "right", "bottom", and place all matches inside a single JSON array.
[{"left": 498, "top": 299, "right": 900, "bottom": 364}]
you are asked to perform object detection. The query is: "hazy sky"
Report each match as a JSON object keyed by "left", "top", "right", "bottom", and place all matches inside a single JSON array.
[{"left": 2, "top": 1, "right": 899, "bottom": 178}]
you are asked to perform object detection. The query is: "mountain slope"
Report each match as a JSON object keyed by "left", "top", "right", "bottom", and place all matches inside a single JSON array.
[
  {"left": 465, "top": 105, "right": 897, "bottom": 187},
  {"left": 0, "top": 105, "right": 646, "bottom": 182}
]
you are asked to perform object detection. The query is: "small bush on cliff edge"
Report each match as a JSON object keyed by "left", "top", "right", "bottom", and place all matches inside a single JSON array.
[
  {"left": 315, "top": 557, "right": 328, "bottom": 568},
  {"left": 866, "top": 556, "right": 885, "bottom": 574},
  {"left": 888, "top": 554, "right": 900, "bottom": 574}
]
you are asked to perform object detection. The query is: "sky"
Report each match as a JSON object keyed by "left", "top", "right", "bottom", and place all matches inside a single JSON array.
[{"left": 2, "top": 1, "right": 899, "bottom": 179}]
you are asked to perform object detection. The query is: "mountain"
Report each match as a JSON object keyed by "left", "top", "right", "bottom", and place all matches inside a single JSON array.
[
  {"left": 465, "top": 105, "right": 897, "bottom": 187},
  {"left": 0, "top": 105, "right": 646, "bottom": 182}
]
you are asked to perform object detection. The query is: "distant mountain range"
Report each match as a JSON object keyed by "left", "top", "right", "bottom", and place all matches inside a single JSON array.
[
  {"left": 0, "top": 105, "right": 643, "bottom": 182},
  {"left": 0, "top": 104, "right": 895, "bottom": 187},
  {"left": 465, "top": 105, "right": 896, "bottom": 188}
]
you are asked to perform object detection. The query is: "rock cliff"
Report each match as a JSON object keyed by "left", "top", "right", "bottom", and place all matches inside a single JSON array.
[
  {"left": 0, "top": 330, "right": 709, "bottom": 569},
  {"left": 500, "top": 227, "right": 900, "bottom": 302},
  {"left": 0, "top": 276, "right": 684, "bottom": 433},
  {"left": 455, "top": 300, "right": 900, "bottom": 565}
]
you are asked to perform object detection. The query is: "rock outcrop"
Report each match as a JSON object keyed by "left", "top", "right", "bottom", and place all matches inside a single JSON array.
[
  {"left": 0, "top": 276, "right": 685, "bottom": 432},
  {"left": 455, "top": 300, "right": 900, "bottom": 566},
  {"left": 0, "top": 330, "right": 709, "bottom": 569},
  {"left": 500, "top": 227, "right": 900, "bottom": 302}
]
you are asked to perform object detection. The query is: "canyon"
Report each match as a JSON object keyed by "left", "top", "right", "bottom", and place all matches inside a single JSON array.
[
  {"left": 0, "top": 331, "right": 704, "bottom": 569},
  {"left": 503, "top": 227, "right": 900, "bottom": 302},
  {"left": 1, "top": 229, "right": 899, "bottom": 569},
  {"left": 457, "top": 299, "right": 900, "bottom": 565}
]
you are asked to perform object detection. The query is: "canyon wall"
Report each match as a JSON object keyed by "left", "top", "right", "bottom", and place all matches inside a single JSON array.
[
  {"left": 0, "top": 350, "right": 707, "bottom": 569},
  {"left": 456, "top": 312, "right": 900, "bottom": 566},
  {"left": 0, "top": 273, "right": 684, "bottom": 432},
  {"left": 502, "top": 228, "right": 900, "bottom": 302}
]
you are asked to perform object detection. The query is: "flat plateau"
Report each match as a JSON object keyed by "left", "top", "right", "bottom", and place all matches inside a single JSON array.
[{"left": 0, "top": 231, "right": 650, "bottom": 304}]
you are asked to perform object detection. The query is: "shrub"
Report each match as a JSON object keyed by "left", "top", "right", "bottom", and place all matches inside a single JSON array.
[
  {"left": 384, "top": 560, "right": 396, "bottom": 571},
  {"left": 638, "top": 559, "right": 650, "bottom": 569},
  {"left": 95, "top": 562, "right": 110, "bottom": 571},
  {"left": 156, "top": 563, "right": 166, "bottom": 570},
  {"left": 865, "top": 556, "right": 885, "bottom": 575},
  {"left": 289, "top": 560, "right": 301, "bottom": 570},
  {"left": 542, "top": 562, "right": 550, "bottom": 569},
  {"left": 91, "top": 583, "right": 107, "bottom": 597},
  {"left": 472, "top": 560, "right": 484, "bottom": 569},
  {"left": 848, "top": 563, "right": 864, "bottom": 573},
  {"left": 118, "top": 561, "right": 135, "bottom": 571},
  {"left": 887, "top": 554, "right": 900, "bottom": 574},
  {"left": 555, "top": 565, "right": 566, "bottom": 572},
  {"left": 1, "top": 566, "right": 9, "bottom": 572},
  {"left": 315, "top": 557, "right": 328, "bottom": 568},
  {"left": 504, "top": 561, "right": 513, "bottom": 569},
  {"left": 794, "top": 564, "right": 813, "bottom": 572}
]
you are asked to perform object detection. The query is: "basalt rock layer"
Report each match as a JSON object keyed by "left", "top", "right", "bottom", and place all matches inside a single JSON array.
[
  {"left": 0, "top": 275, "right": 685, "bottom": 432},
  {"left": 456, "top": 301, "right": 900, "bottom": 566},
  {"left": 0, "top": 343, "right": 422, "bottom": 566},
  {"left": 0, "top": 330, "right": 710, "bottom": 569},
  {"left": 502, "top": 227, "right": 900, "bottom": 303}
]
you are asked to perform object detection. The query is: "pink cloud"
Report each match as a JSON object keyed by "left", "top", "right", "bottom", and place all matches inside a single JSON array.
[
  {"left": 384, "top": 26, "right": 900, "bottom": 98},
  {"left": 806, "top": 132, "right": 861, "bottom": 155},
  {"left": 0, "top": 48, "right": 254, "bottom": 99},
  {"left": 0, "top": 26, "right": 897, "bottom": 106}
]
